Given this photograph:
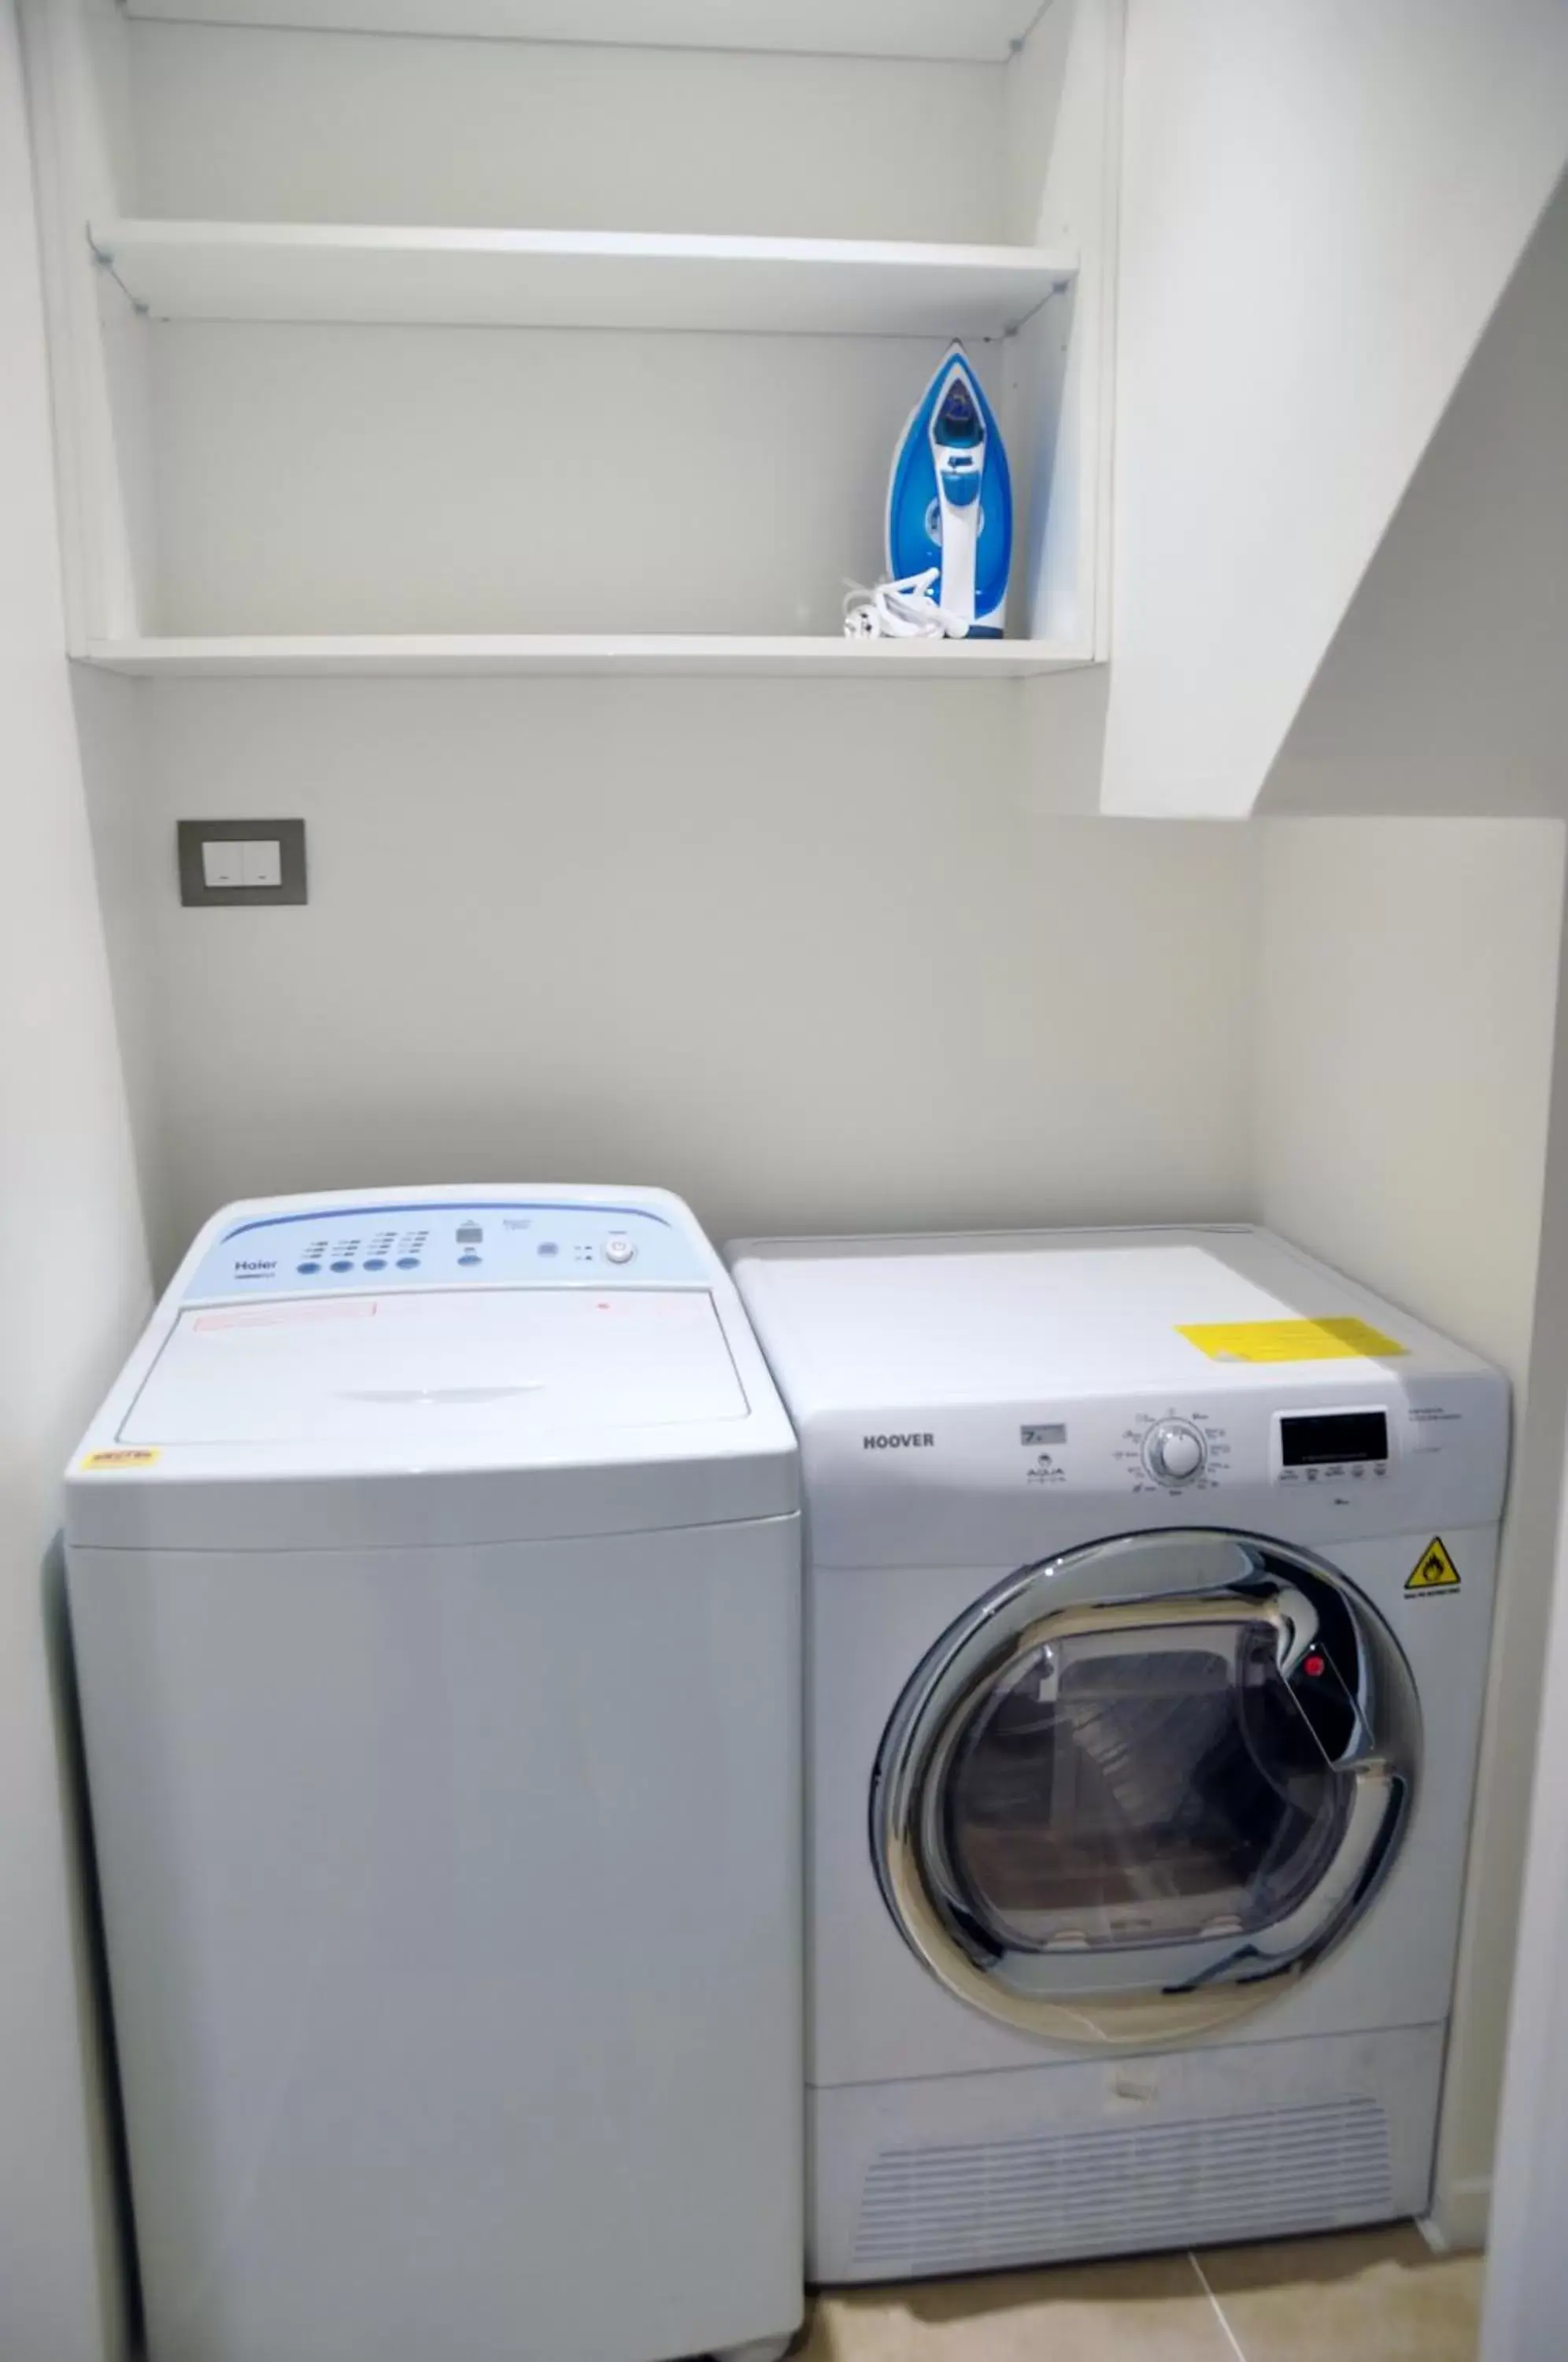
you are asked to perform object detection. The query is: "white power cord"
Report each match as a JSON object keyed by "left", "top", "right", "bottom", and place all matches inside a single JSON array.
[{"left": 842, "top": 568, "right": 972, "bottom": 642}]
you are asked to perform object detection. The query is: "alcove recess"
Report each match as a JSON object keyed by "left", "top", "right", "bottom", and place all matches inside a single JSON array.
[{"left": 27, "top": 0, "right": 1119, "bottom": 677}]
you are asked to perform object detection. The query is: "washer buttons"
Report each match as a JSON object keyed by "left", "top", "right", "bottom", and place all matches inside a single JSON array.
[{"left": 604, "top": 1235, "right": 636, "bottom": 1265}]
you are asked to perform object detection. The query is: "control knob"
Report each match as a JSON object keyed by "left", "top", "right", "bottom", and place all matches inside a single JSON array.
[{"left": 1145, "top": 1421, "right": 1206, "bottom": 1484}]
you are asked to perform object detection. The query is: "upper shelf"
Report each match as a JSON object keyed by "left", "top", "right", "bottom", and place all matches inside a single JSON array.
[
  {"left": 117, "top": 0, "right": 1047, "bottom": 63},
  {"left": 90, "top": 220, "right": 1073, "bottom": 338},
  {"left": 80, "top": 635, "right": 1090, "bottom": 679}
]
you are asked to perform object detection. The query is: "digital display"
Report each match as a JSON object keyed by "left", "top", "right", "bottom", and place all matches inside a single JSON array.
[{"left": 1280, "top": 1411, "right": 1389, "bottom": 1468}]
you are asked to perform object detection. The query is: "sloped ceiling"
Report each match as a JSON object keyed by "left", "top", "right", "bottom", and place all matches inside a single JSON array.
[
  {"left": 1100, "top": 0, "right": 1568, "bottom": 819},
  {"left": 1260, "top": 170, "right": 1568, "bottom": 818}
]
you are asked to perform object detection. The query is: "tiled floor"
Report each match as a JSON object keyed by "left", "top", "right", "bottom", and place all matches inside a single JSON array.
[{"left": 797, "top": 2225, "right": 1485, "bottom": 2361}]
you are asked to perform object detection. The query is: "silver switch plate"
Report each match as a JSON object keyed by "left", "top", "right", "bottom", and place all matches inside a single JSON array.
[{"left": 178, "top": 819, "right": 307, "bottom": 907}]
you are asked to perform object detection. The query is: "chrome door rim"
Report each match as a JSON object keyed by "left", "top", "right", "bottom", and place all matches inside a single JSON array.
[{"left": 872, "top": 1530, "right": 1419, "bottom": 2048}]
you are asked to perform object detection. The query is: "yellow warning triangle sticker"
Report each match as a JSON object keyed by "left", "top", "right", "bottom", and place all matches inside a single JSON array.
[{"left": 1407, "top": 1537, "right": 1462, "bottom": 1594}]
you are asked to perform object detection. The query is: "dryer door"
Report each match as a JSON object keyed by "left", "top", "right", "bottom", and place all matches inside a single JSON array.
[{"left": 873, "top": 1531, "right": 1419, "bottom": 2046}]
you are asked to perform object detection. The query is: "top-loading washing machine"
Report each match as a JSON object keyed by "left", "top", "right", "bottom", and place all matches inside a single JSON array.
[
  {"left": 67, "top": 1186, "right": 802, "bottom": 2362},
  {"left": 728, "top": 1224, "right": 1507, "bottom": 2283}
]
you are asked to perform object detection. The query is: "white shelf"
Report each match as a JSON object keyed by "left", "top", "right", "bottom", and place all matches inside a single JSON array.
[
  {"left": 117, "top": 1, "right": 1045, "bottom": 65},
  {"left": 90, "top": 220, "right": 1074, "bottom": 339},
  {"left": 80, "top": 635, "right": 1090, "bottom": 679}
]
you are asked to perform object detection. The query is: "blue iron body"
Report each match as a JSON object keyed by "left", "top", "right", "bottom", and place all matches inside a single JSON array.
[{"left": 886, "top": 344, "right": 1013, "bottom": 638}]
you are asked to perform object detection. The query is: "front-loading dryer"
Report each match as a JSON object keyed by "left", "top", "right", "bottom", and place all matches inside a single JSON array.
[{"left": 728, "top": 1224, "right": 1507, "bottom": 2282}]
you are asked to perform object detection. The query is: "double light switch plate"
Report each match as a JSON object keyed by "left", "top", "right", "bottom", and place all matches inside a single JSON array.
[{"left": 178, "top": 820, "right": 308, "bottom": 907}]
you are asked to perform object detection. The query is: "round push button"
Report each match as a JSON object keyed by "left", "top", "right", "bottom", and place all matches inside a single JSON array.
[
  {"left": 396, "top": 1257, "right": 420, "bottom": 1270},
  {"left": 603, "top": 1235, "right": 636, "bottom": 1265}
]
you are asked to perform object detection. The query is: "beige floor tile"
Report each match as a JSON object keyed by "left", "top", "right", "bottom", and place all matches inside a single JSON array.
[
  {"left": 1197, "top": 2223, "right": 1485, "bottom": 2362},
  {"left": 798, "top": 2251, "right": 1237, "bottom": 2361}
]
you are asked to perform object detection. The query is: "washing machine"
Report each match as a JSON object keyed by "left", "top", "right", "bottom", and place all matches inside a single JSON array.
[
  {"left": 67, "top": 1186, "right": 803, "bottom": 2362},
  {"left": 728, "top": 1224, "right": 1507, "bottom": 2283}
]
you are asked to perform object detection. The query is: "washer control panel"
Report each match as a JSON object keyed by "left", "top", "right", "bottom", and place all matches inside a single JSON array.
[{"left": 185, "top": 1198, "right": 707, "bottom": 1299}]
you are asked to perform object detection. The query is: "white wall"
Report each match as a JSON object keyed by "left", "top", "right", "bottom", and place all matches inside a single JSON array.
[
  {"left": 1480, "top": 947, "right": 1568, "bottom": 2349},
  {"left": 1482, "top": 1401, "right": 1568, "bottom": 2357},
  {"left": 109, "top": 677, "right": 1257, "bottom": 1277},
  {"left": 0, "top": 7, "right": 151, "bottom": 2356},
  {"left": 142, "top": 324, "right": 993, "bottom": 638},
  {"left": 1102, "top": 0, "right": 1568, "bottom": 819},
  {"left": 127, "top": 19, "right": 1006, "bottom": 239},
  {"left": 74, "top": 663, "right": 169, "bottom": 1228},
  {"left": 1473, "top": 872, "right": 1568, "bottom": 2327},
  {"left": 1255, "top": 817, "right": 1567, "bottom": 2241}
]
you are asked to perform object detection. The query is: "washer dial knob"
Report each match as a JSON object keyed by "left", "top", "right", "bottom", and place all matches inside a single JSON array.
[{"left": 1145, "top": 1421, "right": 1206, "bottom": 1484}]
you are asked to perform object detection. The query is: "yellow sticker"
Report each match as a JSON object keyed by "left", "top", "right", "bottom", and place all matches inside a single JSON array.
[
  {"left": 1177, "top": 1316, "right": 1407, "bottom": 1364},
  {"left": 80, "top": 1448, "right": 161, "bottom": 1471},
  {"left": 1407, "top": 1536, "right": 1462, "bottom": 1594}
]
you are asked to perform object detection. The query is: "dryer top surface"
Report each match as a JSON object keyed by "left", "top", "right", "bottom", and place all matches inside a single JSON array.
[{"left": 727, "top": 1225, "right": 1492, "bottom": 1412}]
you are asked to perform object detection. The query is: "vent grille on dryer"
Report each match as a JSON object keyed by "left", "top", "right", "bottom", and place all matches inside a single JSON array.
[{"left": 852, "top": 2098, "right": 1393, "bottom": 2278}]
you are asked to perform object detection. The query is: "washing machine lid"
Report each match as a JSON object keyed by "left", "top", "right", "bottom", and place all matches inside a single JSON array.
[
  {"left": 122, "top": 1289, "right": 747, "bottom": 1446},
  {"left": 68, "top": 1187, "right": 799, "bottom": 1552}
]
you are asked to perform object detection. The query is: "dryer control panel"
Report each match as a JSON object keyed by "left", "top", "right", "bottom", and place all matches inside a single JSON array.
[
  {"left": 808, "top": 1377, "right": 1507, "bottom": 1562},
  {"left": 1102, "top": 1400, "right": 1400, "bottom": 1498},
  {"left": 1274, "top": 1407, "right": 1392, "bottom": 1486},
  {"left": 185, "top": 1198, "right": 708, "bottom": 1300},
  {"left": 1110, "top": 1403, "right": 1396, "bottom": 1495}
]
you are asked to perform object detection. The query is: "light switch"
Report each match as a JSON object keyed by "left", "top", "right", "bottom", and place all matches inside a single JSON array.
[{"left": 178, "top": 820, "right": 307, "bottom": 907}]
